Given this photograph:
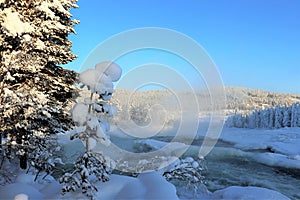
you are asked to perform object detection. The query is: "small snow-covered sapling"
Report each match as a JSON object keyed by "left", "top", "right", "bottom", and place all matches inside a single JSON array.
[{"left": 60, "top": 61, "right": 121, "bottom": 199}]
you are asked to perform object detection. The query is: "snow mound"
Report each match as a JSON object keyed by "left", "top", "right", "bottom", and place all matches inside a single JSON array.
[
  {"left": 211, "top": 186, "right": 290, "bottom": 200},
  {"left": 115, "top": 171, "right": 179, "bottom": 199}
]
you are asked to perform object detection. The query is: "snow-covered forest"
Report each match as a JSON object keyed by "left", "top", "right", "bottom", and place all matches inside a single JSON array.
[
  {"left": 0, "top": 0, "right": 299, "bottom": 200},
  {"left": 226, "top": 103, "right": 300, "bottom": 129}
]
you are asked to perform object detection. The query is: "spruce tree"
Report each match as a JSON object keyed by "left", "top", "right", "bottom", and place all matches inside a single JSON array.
[
  {"left": 274, "top": 105, "right": 283, "bottom": 129},
  {"left": 291, "top": 103, "right": 298, "bottom": 127},
  {"left": 268, "top": 107, "right": 275, "bottom": 129},
  {"left": 0, "top": 0, "right": 78, "bottom": 170},
  {"left": 282, "top": 104, "right": 291, "bottom": 127}
]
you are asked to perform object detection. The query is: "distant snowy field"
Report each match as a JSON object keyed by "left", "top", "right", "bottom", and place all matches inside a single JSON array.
[{"left": 1, "top": 117, "right": 299, "bottom": 199}]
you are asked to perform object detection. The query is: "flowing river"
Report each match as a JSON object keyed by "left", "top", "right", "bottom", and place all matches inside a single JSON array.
[
  {"left": 149, "top": 135, "right": 300, "bottom": 200},
  {"left": 57, "top": 129, "right": 300, "bottom": 200},
  {"left": 204, "top": 146, "right": 300, "bottom": 200}
]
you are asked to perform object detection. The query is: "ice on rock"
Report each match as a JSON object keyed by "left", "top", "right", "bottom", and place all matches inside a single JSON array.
[
  {"left": 71, "top": 103, "right": 89, "bottom": 125},
  {"left": 95, "top": 61, "right": 122, "bottom": 82}
]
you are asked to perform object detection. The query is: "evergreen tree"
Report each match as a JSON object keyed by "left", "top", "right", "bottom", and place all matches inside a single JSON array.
[
  {"left": 60, "top": 61, "right": 122, "bottom": 199},
  {"left": 261, "top": 109, "right": 270, "bottom": 128},
  {"left": 0, "top": 0, "right": 78, "bottom": 170},
  {"left": 296, "top": 104, "right": 300, "bottom": 127},
  {"left": 248, "top": 113, "right": 256, "bottom": 129},
  {"left": 268, "top": 107, "right": 275, "bottom": 129},
  {"left": 234, "top": 114, "right": 244, "bottom": 128},
  {"left": 282, "top": 104, "right": 291, "bottom": 127},
  {"left": 274, "top": 105, "right": 283, "bottom": 129},
  {"left": 226, "top": 104, "right": 299, "bottom": 129},
  {"left": 254, "top": 110, "right": 261, "bottom": 128},
  {"left": 225, "top": 115, "right": 235, "bottom": 128},
  {"left": 291, "top": 103, "right": 298, "bottom": 127}
]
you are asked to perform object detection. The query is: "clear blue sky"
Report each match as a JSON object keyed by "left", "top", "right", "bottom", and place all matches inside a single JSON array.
[{"left": 64, "top": 0, "right": 300, "bottom": 94}]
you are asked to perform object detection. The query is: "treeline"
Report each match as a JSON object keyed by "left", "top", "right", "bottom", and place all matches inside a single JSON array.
[{"left": 226, "top": 103, "right": 300, "bottom": 129}]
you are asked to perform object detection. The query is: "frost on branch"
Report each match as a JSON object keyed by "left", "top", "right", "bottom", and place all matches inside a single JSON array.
[
  {"left": 59, "top": 152, "right": 114, "bottom": 199},
  {"left": 27, "top": 134, "right": 62, "bottom": 182},
  {"left": 163, "top": 157, "right": 207, "bottom": 195},
  {"left": 61, "top": 61, "right": 122, "bottom": 198}
]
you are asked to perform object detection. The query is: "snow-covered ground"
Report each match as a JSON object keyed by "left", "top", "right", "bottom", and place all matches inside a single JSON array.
[
  {"left": 0, "top": 169, "right": 290, "bottom": 200},
  {"left": 1, "top": 120, "right": 299, "bottom": 199}
]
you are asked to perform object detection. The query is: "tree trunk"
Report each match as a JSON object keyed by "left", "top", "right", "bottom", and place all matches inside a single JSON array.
[{"left": 20, "top": 153, "right": 27, "bottom": 170}]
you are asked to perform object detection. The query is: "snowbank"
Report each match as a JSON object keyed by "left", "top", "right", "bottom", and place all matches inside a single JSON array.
[
  {"left": 218, "top": 127, "right": 300, "bottom": 169},
  {"left": 0, "top": 171, "right": 290, "bottom": 200},
  {"left": 211, "top": 186, "right": 290, "bottom": 200},
  {"left": 0, "top": 171, "right": 179, "bottom": 200}
]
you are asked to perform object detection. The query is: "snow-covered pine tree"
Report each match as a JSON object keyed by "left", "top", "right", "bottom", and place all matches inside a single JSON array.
[
  {"left": 268, "top": 107, "right": 275, "bottom": 129},
  {"left": 282, "top": 104, "right": 291, "bottom": 127},
  {"left": 225, "top": 115, "right": 235, "bottom": 128},
  {"left": 244, "top": 114, "right": 250, "bottom": 128},
  {"left": 60, "top": 61, "right": 122, "bottom": 199},
  {"left": 261, "top": 109, "right": 270, "bottom": 128},
  {"left": 234, "top": 113, "right": 244, "bottom": 128},
  {"left": 274, "top": 105, "right": 283, "bottom": 129},
  {"left": 226, "top": 104, "right": 300, "bottom": 129},
  {"left": 247, "top": 113, "right": 256, "bottom": 128},
  {"left": 297, "top": 104, "right": 300, "bottom": 127},
  {"left": 291, "top": 103, "right": 298, "bottom": 127},
  {"left": 293, "top": 104, "right": 299, "bottom": 127},
  {"left": 0, "top": 0, "right": 78, "bottom": 170},
  {"left": 254, "top": 110, "right": 261, "bottom": 128}
]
